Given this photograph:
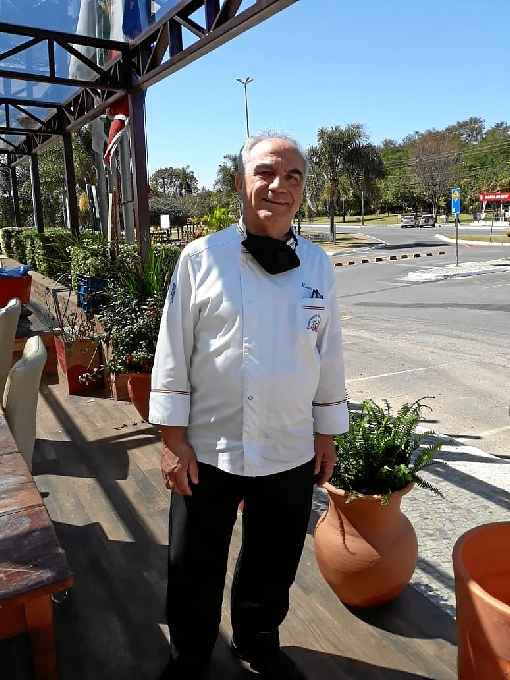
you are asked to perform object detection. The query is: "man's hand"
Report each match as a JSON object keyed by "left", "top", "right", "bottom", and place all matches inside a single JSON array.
[
  {"left": 313, "top": 434, "right": 336, "bottom": 486},
  {"left": 160, "top": 426, "right": 199, "bottom": 496}
]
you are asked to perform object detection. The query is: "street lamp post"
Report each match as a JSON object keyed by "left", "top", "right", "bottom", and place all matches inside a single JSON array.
[{"left": 236, "top": 77, "right": 254, "bottom": 137}]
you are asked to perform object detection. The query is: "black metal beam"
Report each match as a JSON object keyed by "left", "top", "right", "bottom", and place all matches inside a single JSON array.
[
  {"left": 62, "top": 131, "right": 79, "bottom": 237},
  {"left": 9, "top": 163, "right": 21, "bottom": 229},
  {"left": 205, "top": 0, "right": 221, "bottom": 31},
  {"left": 0, "top": 22, "right": 128, "bottom": 52},
  {"left": 136, "top": 0, "right": 296, "bottom": 89},
  {"left": 0, "top": 67, "right": 123, "bottom": 91},
  {"left": 128, "top": 91, "right": 150, "bottom": 260},
  {"left": 213, "top": 0, "right": 243, "bottom": 30},
  {"left": 30, "top": 153, "right": 44, "bottom": 233},
  {"left": 0, "top": 126, "right": 55, "bottom": 136},
  {"left": 0, "top": 97, "right": 61, "bottom": 108}
]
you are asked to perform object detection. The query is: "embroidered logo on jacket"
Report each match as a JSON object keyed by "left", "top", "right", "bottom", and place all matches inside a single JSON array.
[
  {"left": 170, "top": 281, "right": 177, "bottom": 304},
  {"left": 307, "top": 314, "right": 321, "bottom": 332}
]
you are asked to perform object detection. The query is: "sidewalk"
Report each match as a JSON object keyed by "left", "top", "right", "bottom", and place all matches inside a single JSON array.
[{"left": 311, "top": 433, "right": 510, "bottom": 618}]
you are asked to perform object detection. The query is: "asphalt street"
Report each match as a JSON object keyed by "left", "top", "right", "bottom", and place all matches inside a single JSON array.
[{"left": 330, "top": 227, "right": 510, "bottom": 456}]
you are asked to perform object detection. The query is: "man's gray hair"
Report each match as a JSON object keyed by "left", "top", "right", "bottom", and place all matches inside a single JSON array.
[{"left": 237, "top": 132, "right": 308, "bottom": 178}]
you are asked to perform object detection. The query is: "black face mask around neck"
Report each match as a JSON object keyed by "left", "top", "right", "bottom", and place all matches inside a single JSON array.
[{"left": 242, "top": 230, "right": 300, "bottom": 275}]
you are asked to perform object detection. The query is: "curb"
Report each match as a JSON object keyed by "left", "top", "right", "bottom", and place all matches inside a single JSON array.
[
  {"left": 332, "top": 250, "right": 447, "bottom": 267},
  {"left": 435, "top": 234, "right": 510, "bottom": 247}
]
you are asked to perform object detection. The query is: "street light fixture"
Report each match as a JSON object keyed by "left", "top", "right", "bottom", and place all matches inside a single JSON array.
[{"left": 236, "top": 76, "right": 254, "bottom": 138}]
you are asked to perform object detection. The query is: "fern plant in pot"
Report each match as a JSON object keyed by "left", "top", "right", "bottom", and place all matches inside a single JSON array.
[{"left": 314, "top": 398, "right": 443, "bottom": 608}]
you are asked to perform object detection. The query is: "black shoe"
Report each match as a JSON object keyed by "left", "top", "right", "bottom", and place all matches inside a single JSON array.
[{"left": 230, "top": 640, "right": 306, "bottom": 679}]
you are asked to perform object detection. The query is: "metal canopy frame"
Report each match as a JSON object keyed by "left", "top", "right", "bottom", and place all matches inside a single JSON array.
[
  {"left": 0, "top": 0, "right": 296, "bottom": 252},
  {"left": 0, "top": 0, "right": 295, "bottom": 158}
]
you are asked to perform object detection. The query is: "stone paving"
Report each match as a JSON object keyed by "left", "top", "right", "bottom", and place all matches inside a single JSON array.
[{"left": 311, "top": 434, "right": 510, "bottom": 618}]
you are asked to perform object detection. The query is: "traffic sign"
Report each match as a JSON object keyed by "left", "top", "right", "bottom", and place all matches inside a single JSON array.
[{"left": 451, "top": 187, "right": 461, "bottom": 215}]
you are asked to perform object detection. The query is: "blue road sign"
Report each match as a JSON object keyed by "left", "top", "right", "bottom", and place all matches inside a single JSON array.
[{"left": 451, "top": 187, "right": 461, "bottom": 215}]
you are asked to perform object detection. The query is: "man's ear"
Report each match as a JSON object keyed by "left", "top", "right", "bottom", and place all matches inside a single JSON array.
[{"left": 234, "top": 173, "right": 243, "bottom": 193}]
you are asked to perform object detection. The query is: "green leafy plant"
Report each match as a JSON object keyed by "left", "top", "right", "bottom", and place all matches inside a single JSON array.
[
  {"left": 113, "top": 243, "right": 181, "bottom": 302},
  {"left": 33, "top": 229, "right": 75, "bottom": 279},
  {"left": 0, "top": 227, "right": 19, "bottom": 258},
  {"left": 201, "top": 206, "right": 232, "bottom": 234},
  {"left": 22, "top": 230, "right": 37, "bottom": 268},
  {"left": 330, "top": 398, "right": 443, "bottom": 505},
  {"left": 70, "top": 234, "right": 111, "bottom": 290}
]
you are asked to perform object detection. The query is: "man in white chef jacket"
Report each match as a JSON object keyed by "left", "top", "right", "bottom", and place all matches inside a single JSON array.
[{"left": 150, "top": 134, "right": 348, "bottom": 680}]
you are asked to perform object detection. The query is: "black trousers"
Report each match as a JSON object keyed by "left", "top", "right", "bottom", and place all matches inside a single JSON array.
[{"left": 166, "top": 458, "right": 315, "bottom": 667}]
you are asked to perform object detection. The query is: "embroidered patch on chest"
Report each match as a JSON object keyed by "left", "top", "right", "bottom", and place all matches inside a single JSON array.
[{"left": 307, "top": 314, "right": 321, "bottom": 333}]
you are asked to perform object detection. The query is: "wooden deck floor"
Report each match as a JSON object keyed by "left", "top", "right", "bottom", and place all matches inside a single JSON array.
[{"left": 5, "top": 379, "right": 458, "bottom": 679}]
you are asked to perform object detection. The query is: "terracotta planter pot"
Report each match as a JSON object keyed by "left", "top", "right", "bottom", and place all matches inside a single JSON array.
[
  {"left": 314, "top": 483, "right": 417, "bottom": 608},
  {"left": 108, "top": 372, "right": 131, "bottom": 401},
  {"left": 54, "top": 335, "right": 102, "bottom": 396},
  {"left": 453, "top": 522, "right": 510, "bottom": 679},
  {"left": 127, "top": 372, "right": 151, "bottom": 421}
]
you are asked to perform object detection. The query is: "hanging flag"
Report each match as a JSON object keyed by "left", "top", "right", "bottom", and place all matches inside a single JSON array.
[{"left": 104, "top": 97, "right": 129, "bottom": 164}]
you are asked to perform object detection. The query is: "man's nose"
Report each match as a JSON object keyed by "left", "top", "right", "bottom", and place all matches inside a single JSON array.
[{"left": 268, "top": 174, "right": 285, "bottom": 191}]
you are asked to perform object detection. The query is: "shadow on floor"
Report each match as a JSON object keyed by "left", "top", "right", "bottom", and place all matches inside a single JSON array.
[{"left": 285, "top": 646, "right": 444, "bottom": 679}]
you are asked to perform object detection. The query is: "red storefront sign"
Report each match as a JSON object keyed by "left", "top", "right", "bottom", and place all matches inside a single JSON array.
[{"left": 479, "top": 191, "right": 510, "bottom": 202}]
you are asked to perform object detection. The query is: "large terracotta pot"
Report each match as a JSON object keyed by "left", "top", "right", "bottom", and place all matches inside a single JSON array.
[
  {"left": 453, "top": 522, "right": 510, "bottom": 679},
  {"left": 314, "top": 483, "right": 417, "bottom": 608},
  {"left": 127, "top": 372, "right": 151, "bottom": 421}
]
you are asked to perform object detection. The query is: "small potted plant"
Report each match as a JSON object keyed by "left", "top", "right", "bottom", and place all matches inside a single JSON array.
[
  {"left": 45, "top": 287, "right": 102, "bottom": 396},
  {"left": 314, "top": 398, "right": 443, "bottom": 608}
]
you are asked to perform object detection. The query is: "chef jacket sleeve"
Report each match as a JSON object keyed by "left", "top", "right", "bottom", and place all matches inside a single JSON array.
[
  {"left": 312, "top": 259, "right": 349, "bottom": 435},
  {"left": 149, "top": 251, "right": 196, "bottom": 426}
]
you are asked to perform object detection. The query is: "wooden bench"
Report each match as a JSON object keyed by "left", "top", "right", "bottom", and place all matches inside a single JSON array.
[{"left": 0, "top": 413, "right": 73, "bottom": 680}]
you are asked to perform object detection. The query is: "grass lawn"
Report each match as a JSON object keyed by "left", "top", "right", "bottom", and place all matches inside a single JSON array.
[
  {"left": 303, "top": 232, "right": 375, "bottom": 252},
  {"left": 459, "top": 234, "right": 510, "bottom": 243},
  {"left": 302, "top": 213, "right": 474, "bottom": 226}
]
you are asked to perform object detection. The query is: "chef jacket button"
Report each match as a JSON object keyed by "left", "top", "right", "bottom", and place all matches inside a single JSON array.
[{"left": 247, "top": 395, "right": 254, "bottom": 401}]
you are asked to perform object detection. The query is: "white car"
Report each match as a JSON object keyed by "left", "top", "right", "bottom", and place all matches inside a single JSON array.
[
  {"left": 401, "top": 214, "right": 417, "bottom": 228},
  {"left": 418, "top": 214, "right": 436, "bottom": 227}
]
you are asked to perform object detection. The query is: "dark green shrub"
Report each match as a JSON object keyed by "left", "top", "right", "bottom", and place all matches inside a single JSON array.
[
  {"left": 22, "top": 230, "right": 37, "bottom": 268},
  {"left": 33, "top": 229, "right": 75, "bottom": 280},
  {"left": 70, "top": 235, "right": 111, "bottom": 290},
  {"left": 0, "top": 227, "right": 18, "bottom": 258}
]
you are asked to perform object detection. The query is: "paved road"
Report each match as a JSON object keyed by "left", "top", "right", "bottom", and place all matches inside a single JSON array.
[
  {"left": 333, "top": 241, "right": 510, "bottom": 457},
  {"left": 300, "top": 222, "right": 509, "bottom": 250}
]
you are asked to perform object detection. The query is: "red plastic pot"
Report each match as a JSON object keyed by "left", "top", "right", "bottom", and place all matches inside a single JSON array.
[{"left": 0, "top": 275, "right": 32, "bottom": 307}]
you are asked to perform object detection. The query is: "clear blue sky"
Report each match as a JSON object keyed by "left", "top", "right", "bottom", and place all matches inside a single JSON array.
[{"left": 146, "top": 0, "right": 510, "bottom": 188}]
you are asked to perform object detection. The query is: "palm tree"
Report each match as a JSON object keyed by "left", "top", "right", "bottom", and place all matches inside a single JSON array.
[
  {"left": 310, "top": 124, "right": 367, "bottom": 241},
  {"left": 348, "top": 143, "right": 385, "bottom": 225}
]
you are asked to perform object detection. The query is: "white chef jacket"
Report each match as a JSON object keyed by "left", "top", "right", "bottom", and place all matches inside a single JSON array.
[{"left": 149, "top": 224, "right": 349, "bottom": 476}]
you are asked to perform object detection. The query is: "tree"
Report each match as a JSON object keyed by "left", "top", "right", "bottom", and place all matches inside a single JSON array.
[
  {"left": 214, "top": 154, "right": 239, "bottom": 194},
  {"left": 309, "top": 124, "right": 367, "bottom": 240},
  {"left": 347, "top": 143, "right": 385, "bottom": 225},
  {"left": 150, "top": 166, "right": 198, "bottom": 197},
  {"left": 445, "top": 117, "right": 485, "bottom": 145},
  {"left": 410, "top": 131, "right": 460, "bottom": 217}
]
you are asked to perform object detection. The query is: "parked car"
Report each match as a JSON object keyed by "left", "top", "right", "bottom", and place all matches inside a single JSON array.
[
  {"left": 418, "top": 213, "right": 436, "bottom": 227},
  {"left": 400, "top": 213, "right": 417, "bottom": 228}
]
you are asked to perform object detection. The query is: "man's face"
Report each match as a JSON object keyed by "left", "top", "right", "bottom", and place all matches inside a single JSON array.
[{"left": 235, "top": 138, "right": 305, "bottom": 238}]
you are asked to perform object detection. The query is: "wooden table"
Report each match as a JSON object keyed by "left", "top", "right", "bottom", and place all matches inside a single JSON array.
[{"left": 0, "top": 413, "right": 73, "bottom": 680}]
